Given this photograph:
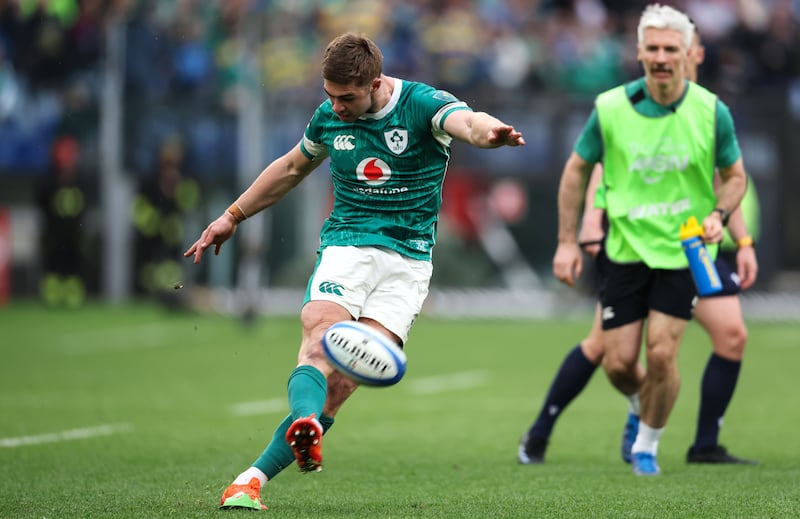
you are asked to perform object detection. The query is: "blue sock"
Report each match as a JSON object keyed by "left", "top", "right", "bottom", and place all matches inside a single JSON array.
[
  {"left": 693, "top": 353, "right": 741, "bottom": 449},
  {"left": 529, "top": 345, "right": 598, "bottom": 440},
  {"left": 287, "top": 365, "right": 327, "bottom": 421},
  {"left": 252, "top": 412, "right": 336, "bottom": 480}
]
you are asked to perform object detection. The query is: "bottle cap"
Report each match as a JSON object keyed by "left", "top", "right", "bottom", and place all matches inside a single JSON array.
[{"left": 679, "top": 216, "right": 704, "bottom": 240}]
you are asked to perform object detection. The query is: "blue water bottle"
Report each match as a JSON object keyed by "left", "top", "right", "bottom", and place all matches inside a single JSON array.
[{"left": 680, "top": 216, "right": 722, "bottom": 296}]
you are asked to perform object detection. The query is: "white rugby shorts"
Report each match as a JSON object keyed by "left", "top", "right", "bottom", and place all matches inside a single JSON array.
[{"left": 306, "top": 246, "right": 432, "bottom": 344}]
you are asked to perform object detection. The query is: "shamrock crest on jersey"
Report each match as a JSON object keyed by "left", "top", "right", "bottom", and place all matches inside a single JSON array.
[{"left": 384, "top": 128, "right": 408, "bottom": 155}]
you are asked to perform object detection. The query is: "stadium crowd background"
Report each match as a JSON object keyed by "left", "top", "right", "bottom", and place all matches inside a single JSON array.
[{"left": 0, "top": 0, "right": 798, "bottom": 309}]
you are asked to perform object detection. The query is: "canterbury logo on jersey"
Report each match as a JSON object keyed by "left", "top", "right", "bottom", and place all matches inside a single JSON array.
[
  {"left": 333, "top": 135, "right": 355, "bottom": 151},
  {"left": 602, "top": 306, "right": 615, "bottom": 321},
  {"left": 318, "top": 281, "right": 344, "bottom": 296}
]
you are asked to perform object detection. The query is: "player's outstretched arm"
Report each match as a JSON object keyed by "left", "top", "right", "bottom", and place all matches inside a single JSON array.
[
  {"left": 185, "top": 144, "right": 320, "bottom": 264},
  {"left": 443, "top": 110, "right": 525, "bottom": 148}
]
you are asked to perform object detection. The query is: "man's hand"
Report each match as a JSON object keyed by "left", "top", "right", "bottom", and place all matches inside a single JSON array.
[
  {"left": 553, "top": 242, "right": 583, "bottom": 287},
  {"left": 487, "top": 125, "right": 526, "bottom": 147},
  {"left": 735, "top": 245, "right": 758, "bottom": 290},
  {"left": 702, "top": 212, "right": 725, "bottom": 244},
  {"left": 184, "top": 212, "right": 238, "bottom": 264}
]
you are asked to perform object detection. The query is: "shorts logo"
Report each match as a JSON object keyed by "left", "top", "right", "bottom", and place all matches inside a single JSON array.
[
  {"left": 318, "top": 281, "right": 344, "bottom": 296},
  {"left": 384, "top": 128, "right": 408, "bottom": 155},
  {"left": 356, "top": 158, "right": 391, "bottom": 185},
  {"left": 333, "top": 135, "right": 355, "bottom": 151},
  {"left": 602, "top": 306, "right": 616, "bottom": 321}
]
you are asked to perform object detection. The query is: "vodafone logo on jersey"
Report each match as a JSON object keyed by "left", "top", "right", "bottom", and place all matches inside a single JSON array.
[{"left": 356, "top": 158, "right": 392, "bottom": 186}]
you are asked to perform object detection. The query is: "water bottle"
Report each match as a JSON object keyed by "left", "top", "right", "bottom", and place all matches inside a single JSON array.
[{"left": 680, "top": 216, "right": 722, "bottom": 296}]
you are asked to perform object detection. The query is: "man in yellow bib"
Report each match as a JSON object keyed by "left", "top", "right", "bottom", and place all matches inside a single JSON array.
[
  {"left": 518, "top": 24, "right": 760, "bottom": 468},
  {"left": 552, "top": 4, "right": 747, "bottom": 476}
]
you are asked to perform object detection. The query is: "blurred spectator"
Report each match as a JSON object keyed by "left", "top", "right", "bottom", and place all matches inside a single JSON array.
[
  {"left": 37, "top": 135, "right": 90, "bottom": 308},
  {"left": 124, "top": 0, "right": 172, "bottom": 101},
  {"left": 418, "top": 0, "right": 489, "bottom": 91},
  {"left": 539, "top": 3, "right": 627, "bottom": 97},
  {"left": 0, "top": 38, "right": 20, "bottom": 123},
  {"left": 372, "top": 1, "right": 428, "bottom": 81},
  {"left": 736, "top": 0, "right": 799, "bottom": 92},
  {"left": 131, "top": 136, "right": 200, "bottom": 306},
  {"left": 14, "top": 0, "right": 78, "bottom": 89}
]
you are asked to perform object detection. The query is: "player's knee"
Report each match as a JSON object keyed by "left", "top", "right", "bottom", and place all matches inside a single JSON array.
[
  {"left": 645, "top": 344, "right": 678, "bottom": 373},
  {"left": 603, "top": 354, "right": 633, "bottom": 380},
  {"left": 301, "top": 305, "right": 335, "bottom": 333},
  {"left": 580, "top": 338, "right": 605, "bottom": 364},
  {"left": 713, "top": 323, "right": 748, "bottom": 360}
]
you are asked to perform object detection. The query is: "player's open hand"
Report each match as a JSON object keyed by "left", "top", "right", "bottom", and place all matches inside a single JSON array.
[
  {"left": 553, "top": 242, "right": 583, "bottom": 287},
  {"left": 488, "top": 125, "right": 525, "bottom": 147},
  {"left": 184, "top": 212, "right": 237, "bottom": 264}
]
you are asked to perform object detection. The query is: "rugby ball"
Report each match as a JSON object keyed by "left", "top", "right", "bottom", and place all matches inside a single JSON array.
[{"left": 322, "top": 321, "right": 407, "bottom": 387}]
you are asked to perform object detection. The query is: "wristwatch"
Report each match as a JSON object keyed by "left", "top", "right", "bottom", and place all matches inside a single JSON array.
[{"left": 713, "top": 207, "right": 730, "bottom": 226}]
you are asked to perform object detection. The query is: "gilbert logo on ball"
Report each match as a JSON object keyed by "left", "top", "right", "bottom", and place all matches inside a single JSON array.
[{"left": 322, "top": 321, "right": 407, "bottom": 387}]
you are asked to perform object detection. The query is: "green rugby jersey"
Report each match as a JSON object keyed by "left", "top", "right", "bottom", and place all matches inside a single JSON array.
[{"left": 300, "top": 79, "right": 472, "bottom": 261}]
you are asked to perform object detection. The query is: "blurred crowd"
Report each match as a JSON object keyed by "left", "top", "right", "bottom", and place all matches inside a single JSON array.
[
  {"left": 0, "top": 0, "right": 798, "bottom": 304},
  {"left": 1, "top": 0, "right": 798, "bottom": 175}
]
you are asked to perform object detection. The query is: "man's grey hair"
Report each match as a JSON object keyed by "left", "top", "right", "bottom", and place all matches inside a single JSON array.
[{"left": 637, "top": 3, "right": 695, "bottom": 48}]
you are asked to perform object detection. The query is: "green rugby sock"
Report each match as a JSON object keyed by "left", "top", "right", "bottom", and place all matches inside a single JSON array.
[
  {"left": 287, "top": 365, "right": 327, "bottom": 421},
  {"left": 251, "top": 367, "right": 329, "bottom": 480}
]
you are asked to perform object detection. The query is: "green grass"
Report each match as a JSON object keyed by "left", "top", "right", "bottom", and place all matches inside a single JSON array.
[{"left": 1, "top": 302, "right": 798, "bottom": 518}]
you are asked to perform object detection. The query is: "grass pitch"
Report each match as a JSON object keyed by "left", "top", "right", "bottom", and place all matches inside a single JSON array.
[{"left": 0, "top": 302, "right": 798, "bottom": 518}]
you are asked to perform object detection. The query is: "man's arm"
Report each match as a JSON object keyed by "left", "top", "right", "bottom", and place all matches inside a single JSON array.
[
  {"left": 577, "top": 163, "right": 606, "bottom": 257},
  {"left": 442, "top": 110, "right": 525, "bottom": 148},
  {"left": 185, "top": 144, "right": 321, "bottom": 263},
  {"left": 233, "top": 144, "right": 320, "bottom": 217},
  {"left": 726, "top": 204, "right": 758, "bottom": 290},
  {"left": 704, "top": 157, "right": 747, "bottom": 244},
  {"left": 553, "top": 151, "right": 596, "bottom": 286}
]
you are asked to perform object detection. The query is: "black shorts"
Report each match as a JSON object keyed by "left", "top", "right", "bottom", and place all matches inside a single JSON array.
[
  {"left": 598, "top": 258, "right": 696, "bottom": 330},
  {"left": 704, "top": 253, "right": 742, "bottom": 298}
]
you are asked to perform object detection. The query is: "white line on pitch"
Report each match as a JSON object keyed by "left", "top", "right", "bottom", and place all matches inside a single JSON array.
[
  {"left": 405, "top": 370, "right": 489, "bottom": 395},
  {"left": 230, "top": 398, "right": 287, "bottom": 416},
  {"left": 0, "top": 423, "right": 133, "bottom": 448}
]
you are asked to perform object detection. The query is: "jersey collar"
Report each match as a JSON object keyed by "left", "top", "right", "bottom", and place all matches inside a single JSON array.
[{"left": 360, "top": 77, "right": 402, "bottom": 121}]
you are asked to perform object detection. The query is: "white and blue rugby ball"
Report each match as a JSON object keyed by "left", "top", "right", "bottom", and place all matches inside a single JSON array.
[{"left": 322, "top": 320, "right": 407, "bottom": 387}]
